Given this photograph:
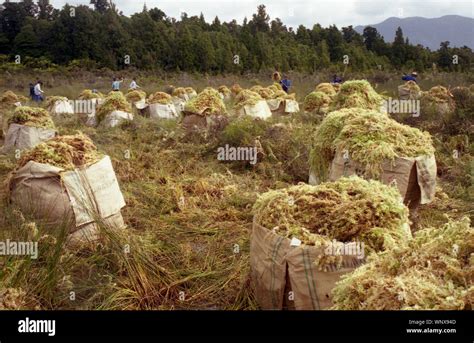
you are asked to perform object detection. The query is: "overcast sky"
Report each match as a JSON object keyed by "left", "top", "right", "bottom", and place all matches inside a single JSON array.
[{"left": 48, "top": 0, "right": 473, "bottom": 28}]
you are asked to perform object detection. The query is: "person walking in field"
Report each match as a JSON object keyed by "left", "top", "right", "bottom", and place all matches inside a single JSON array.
[
  {"left": 33, "top": 81, "right": 44, "bottom": 102},
  {"left": 129, "top": 78, "right": 140, "bottom": 90},
  {"left": 402, "top": 71, "right": 418, "bottom": 83},
  {"left": 112, "top": 77, "right": 124, "bottom": 91},
  {"left": 280, "top": 75, "right": 292, "bottom": 93},
  {"left": 332, "top": 74, "right": 343, "bottom": 84}
]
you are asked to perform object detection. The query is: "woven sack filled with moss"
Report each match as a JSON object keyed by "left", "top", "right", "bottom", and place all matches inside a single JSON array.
[
  {"left": 421, "top": 86, "right": 456, "bottom": 117},
  {"left": 7, "top": 133, "right": 126, "bottom": 247},
  {"left": 45, "top": 96, "right": 74, "bottom": 115},
  {"left": 398, "top": 81, "right": 421, "bottom": 100},
  {"left": 3, "top": 106, "right": 56, "bottom": 153},
  {"left": 303, "top": 91, "right": 332, "bottom": 114},
  {"left": 250, "top": 176, "right": 411, "bottom": 310},
  {"left": 146, "top": 92, "right": 178, "bottom": 119},
  {"left": 309, "top": 108, "right": 437, "bottom": 210},
  {"left": 95, "top": 92, "right": 133, "bottom": 128},
  {"left": 234, "top": 89, "right": 272, "bottom": 119},
  {"left": 182, "top": 88, "right": 228, "bottom": 132},
  {"left": 330, "top": 80, "right": 386, "bottom": 112}
]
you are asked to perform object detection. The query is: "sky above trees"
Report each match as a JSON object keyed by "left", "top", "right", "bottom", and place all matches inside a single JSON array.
[{"left": 48, "top": 0, "right": 474, "bottom": 27}]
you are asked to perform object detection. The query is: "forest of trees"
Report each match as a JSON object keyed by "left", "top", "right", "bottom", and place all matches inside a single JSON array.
[{"left": 0, "top": 0, "right": 472, "bottom": 73}]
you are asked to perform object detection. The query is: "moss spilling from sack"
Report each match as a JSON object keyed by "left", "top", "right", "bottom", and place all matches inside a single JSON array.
[
  {"left": 234, "top": 90, "right": 263, "bottom": 109},
  {"left": 172, "top": 87, "right": 187, "bottom": 98},
  {"left": 334, "top": 112, "right": 435, "bottom": 178},
  {"left": 125, "top": 90, "right": 146, "bottom": 103},
  {"left": 330, "top": 80, "right": 384, "bottom": 111},
  {"left": 185, "top": 87, "right": 197, "bottom": 95},
  {"left": 78, "top": 89, "right": 104, "bottom": 100},
  {"left": 303, "top": 91, "right": 332, "bottom": 112},
  {"left": 425, "top": 86, "right": 453, "bottom": 103},
  {"left": 17, "top": 133, "right": 103, "bottom": 170},
  {"left": 148, "top": 91, "right": 172, "bottom": 105},
  {"left": 8, "top": 106, "right": 55, "bottom": 129},
  {"left": 309, "top": 108, "right": 386, "bottom": 181},
  {"left": 250, "top": 86, "right": 273, "bottom": 99},
  {"left": 332, "top": 217, "right": 473, "bottom": 310},
  {"left": 253, "top": 176, "right": 411, "bottom": 268},
  {"left": 1, "top": 91, "right": 27, "bottom": 104},
  {"left": 231, "top": 84, "right": 243, "bottom": 95},
  {"left": 403, "top": 80, "right": 421, "bottom": 93},
  {"left": 271, "top": 90, "right": 296, "bottom": 100},
  {"left": 268, "top": 83, "right": 283, "bottom": 93},
  {"left": 184, "top": 88, "right": 227, "bottom": 116},
  {"left": 96, "top": 92, "right": 132, "bottom": 123},
  {"left": 315, "top": 83, "right": 337, "bottom": 98},
  {"left": 45, "top": 96, "right": 68, "bottom": 109},
  {"left": 218, "top": 86, "right": 231, "bottom": 96}
]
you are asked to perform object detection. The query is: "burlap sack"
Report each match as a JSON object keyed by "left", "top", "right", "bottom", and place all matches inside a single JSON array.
[
  {"left": 50, "top": 100, "right": 74, "bottom": 115},
  {"left": 2, "top": 123, "right": 56, "bottom": 153},
  {"left": 250, "top": 220, "right": 365, "bottom": 310},
  {"left": 149, "top": 103, "right": 178, "bottom": 119},
  {"left": 328, "top": 150, "right": 437, "bottom": 209},
  {"left": 238, "top": 100, "right": 272, "bottom": 119},
  {"left": 101, "top": 110, "right": 133, "bottom": 128},
  {"left": 133, "top": 99, "right": 148, "bottom": 110},
  {"left": 181, "top": 113, "right": 228, "bottom": 133},
  {"left": 268, "top": 99, "right": 299, "bottom": 116},
  {"left": 172, "top": 97, "right": 186, "bottom": 116},
  {"left": 9, "top": 155, "right": 126, "bottom": 246},
  {"left": 398, "top": 85, "right": 421, "bottom": 100},
  {"left": 285, "top": 100, "right": 299, "bottom": 113}
]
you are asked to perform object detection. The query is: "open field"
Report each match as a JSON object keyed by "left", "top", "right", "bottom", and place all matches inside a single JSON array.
[{"left": 0, "top": 71, "right": 472, "bottom": 310}]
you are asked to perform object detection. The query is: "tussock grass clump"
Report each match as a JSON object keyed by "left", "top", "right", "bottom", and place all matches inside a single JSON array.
[
  {"left": 253, "top": 176, "right": 411, "bottom": 268},
  {"left": 303, "top": 91, "right": 332, "bottom": 112},
  {"left": 330, "top": 80, "right": 385, "bottom": 111},
  {"left": 334, "top": 112, "right": 435, "bottom": 178},
  {"left": 309, "top": 108, "right": 386, "bottom": 181},
  {"left": 148, "top": 91, "right": 172, "bottom": 105},
  {"left": 315, "top": 83, "right": 337, "bottom": 97},
  {"left": 17, "top": 132, "right": 103, "bottom": 170},
  {"left": 8, "top": 106, "right": 55, "bottom": 129},
  {"left": 234, "top": 90, "right": 263, "bottom": 109},
  {"left": 96, "top": 92, "right": 132, "bottom": 123},
  {"left": 332, "top": 217, "right": 473, "bottom": 310},
  {"left": 125, "top": 90, "right": 146, "bottom": 103},
  {"left": 184, "top": 88, "right": 227, "bottom": 116},
  {"left": 1, "top": 90, "right": 27, "bottom": 104},
  {"left": 45, "top": 96, "right": 68, "bottom": 109},
  {"left": 78, "top": 89, "right": 104, "bottom": 100}
]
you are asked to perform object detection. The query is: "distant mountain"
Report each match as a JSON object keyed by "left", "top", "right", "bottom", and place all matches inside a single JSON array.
[{"left": 354, "top": 15, "right": 474, "bottom": 50}]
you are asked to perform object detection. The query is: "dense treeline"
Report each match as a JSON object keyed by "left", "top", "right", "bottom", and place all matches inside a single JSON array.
[{"left": 0, "top": 0, "right": 472, "bottom": 73}]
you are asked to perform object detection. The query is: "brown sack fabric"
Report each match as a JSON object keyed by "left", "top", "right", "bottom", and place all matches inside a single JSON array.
[
  {"left": 250, "top": 220, "right": 364, "bottom": 310},
  {"left": 328, "top": 150, "right": 436, "bottom": 208}
]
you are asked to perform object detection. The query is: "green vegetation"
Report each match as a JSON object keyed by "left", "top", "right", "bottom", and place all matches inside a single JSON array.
[{"left": 7, "top": 106, "right": 55, "bottom": 129}]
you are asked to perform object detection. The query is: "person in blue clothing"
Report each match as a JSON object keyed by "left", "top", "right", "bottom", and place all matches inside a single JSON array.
[
  {"left": 280, "top": 75, "right": 292, "bottom": 93},
  {"left": 29, "top": 83, "right": 35, "bottom": 100},
  {"left": 332, "top": 74, "right": 343, "bottom": 84},
  {"left": 112, "top": 77, "right": 124, "bottom": 91},
  {"left": 402, "top": 71, "right": 418, "bottom": 83}
]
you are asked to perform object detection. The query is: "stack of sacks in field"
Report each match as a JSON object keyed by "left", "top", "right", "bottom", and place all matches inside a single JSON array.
[
  {"left": 7, "top": 133, "right": 126, "bottom": 247},
  {"left": 303, "top": 91, "right": 332, "bottom": 115},
  {"left": 185, "top": 87, "right": 198, "bottom": 100},
  {"left": 95, "top": 92, "right": 133, "bottom": 128},
  {"left": 330, "top": 80, "right": 387, "bottom": 113},
  {"left": 398, "top": 80, "right": 422, "bottom": 100},
  {"left": 0, "top": 90, "right": 28, "bottom": 107},
  {"left": 231, "top": 84, "right": 243, "bottom": 97},
  {"left": 218, "top": 85, "right": 232, "bottom": 102},
  {"left": 45, "top": 96, "right": 74, "bottom": 116},
  {"left": 2, "top": 106, "right": 56, "bottom": 152},
  {"left": 262, "top": 83, "right": 300, "bottom": 115},
  {"left": 125, "top": 89, "right": 147, "bottom": 110},
  {"left": 234, "top": 89, "right": 272, "bottom": 119},
  {"left": 332, "top": 217, "right": 473, "bottom": 310},
  {"left": 308, "top": 108, "right": 437, "bottom": 213},
  {"left": 182, "top": 88, "right": 228, "bottom": 132},
  {"left": 0, "top": 91, "right": 28, "bottom": 137},
  {"left": 78, "top": 89, "right": 104, "bottom": 126},
  {"left": 421, "top": 86, "right": 456, "bottom": 117},
  {"left": 171, "top": 87, "right": 190, "bottom": 115},
  {"left": 147, "top": 91, "right": 178, "bottom": 119},
  {"left": 251, "top": 176, "right": 412, "bottom": 310}
]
